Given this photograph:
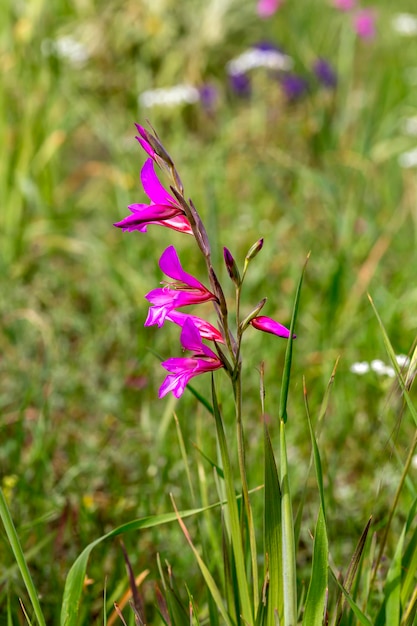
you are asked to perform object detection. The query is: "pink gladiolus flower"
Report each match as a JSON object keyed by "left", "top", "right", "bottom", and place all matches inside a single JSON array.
[
  {"left": 159, "top": 319, "right": 223, "bottom": 398},
  {"left": 114, "top": 158, "right": 192, "bottom": 234},
  {"left": 145, "top": 246, "right": 217, "bottom": 327},
  {"left": 257, "top": 0, "right": 282, "bottom": 18},
  {"left": 353, "top": 9, "right": 376, "bottom": 39},
  {"left": 332, "top": 0, "right": 355, "bottom": 11},
  {"left": 249, "top": 315, "right": 295, "bottom": 338},
  {"left": 165, "top": 311, "right": 225, "bottom": 343}
]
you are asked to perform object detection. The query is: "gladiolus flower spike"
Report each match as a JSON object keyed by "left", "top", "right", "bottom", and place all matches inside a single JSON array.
[
  {"left": 159, "top": 319, "right": 223, "bottom": 398},
  {"left": 114, "top": 158, "right": 192, "bottom": 235},
  {"left": 145, "top": 245, "right": 217, "bottom": 327}
]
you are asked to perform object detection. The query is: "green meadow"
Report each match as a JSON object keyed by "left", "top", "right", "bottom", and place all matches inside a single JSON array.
[{"left": 1, "top": 0, "right": 416, "bottom": 624}]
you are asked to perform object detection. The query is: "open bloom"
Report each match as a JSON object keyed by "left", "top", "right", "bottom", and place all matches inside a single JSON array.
[
  {"left": 165, "top": 310, "right": 224, "bottom": 343},
  {"left": 114, "top": 158, "right": 192, "bottom": 234},
  {"left": 249, "top": 315, "right": 295, "bottom": 338},
  {"left": 159, "top": 319, "right": 223, "bottom": 398},
  {"left": 145, "top": 246, "right": 217, "bottom": 327}
]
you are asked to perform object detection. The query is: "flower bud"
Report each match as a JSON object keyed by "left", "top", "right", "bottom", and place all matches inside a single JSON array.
[
  {"left": 245, "top": 238, "right": 264, "bottom": 262},
  {"left": 223, "top": 247, "right": 241, "bottom": 286},
  {"left": 239, "top": 298, "right": 267, "bottom": 332}
]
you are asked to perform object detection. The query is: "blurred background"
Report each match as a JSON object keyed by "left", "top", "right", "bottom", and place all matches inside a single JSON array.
[{"left": 1, "top": 0, "right": 417, "bottom": 621}]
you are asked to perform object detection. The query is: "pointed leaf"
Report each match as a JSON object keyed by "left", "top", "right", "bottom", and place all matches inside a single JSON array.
[{"left": 302, "top": 506, "right": 328, "bottom": 626}]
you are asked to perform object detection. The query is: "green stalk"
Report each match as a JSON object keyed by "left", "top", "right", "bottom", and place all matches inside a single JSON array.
[
  {"left": 212, "top": 379, "right": 253, "bottom": 625},
  {"left": 280, "top": 419, "right": 297, "bottom": 626},
  {"left": 235, "top": 369, "right": 259, "bottom": 615},
  {"left": 0, "top": 487, "right": 46, "bottom": 626}
]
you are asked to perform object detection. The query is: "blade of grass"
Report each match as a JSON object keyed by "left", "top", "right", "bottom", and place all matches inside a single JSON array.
[
  {"left": 170, "top": 494, "right": 233, "bottom": 626},
  {"left": 330, "top": 570, "right": 373, "bottom": 626},
  {"left": 211, "top": 377, "right": 253, "bottom": 625},
  {"left": 280, "top": 419, "right": 297, "bottom": 626},
  {"left": 0, "top": 488, "right": 46, "bottom": 626},
  {"left": 60, "top": 499, "right": 233, "bottom": 626},
  {"left": 385, "top": 525, "right": 405, "bottom": 626},
  {"left": 263, "top": 423, "right": 283, "bottom": 626},
  {"left": 279, "top": 252, "right": 309, "bottom": 424},
  {"left": 334, "top": 516, "right": 372, "bottom": 626},
  {"left": 302, "top": 505, "right": 328, "bottom": 626}
]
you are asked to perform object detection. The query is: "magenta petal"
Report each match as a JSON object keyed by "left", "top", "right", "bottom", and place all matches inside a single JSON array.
[
  {"left": 159, "top": 246, "right": 206, "bottom": 289},
  {"left": 250, "top": 316, "right": 295, "bottom": 338},
  {"left": 166, "top": 311, "right": 224, "bottom": 343},
  {"left": 135, "top": 124, "right": 156, "bottom": 158},
  {"left": 141, "top": 159, "right": 175, "bottom": 206}
]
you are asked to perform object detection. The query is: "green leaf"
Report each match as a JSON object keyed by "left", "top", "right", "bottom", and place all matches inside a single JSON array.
[
  {"left": 302, "top": 506, "right": 328, "bottom": 626},
  {"left": 60, "top": 502, "right": 228, "bottom": 626},
  {"left": 385, "top": 525, "right": 405, "bottom": 626},
  {"left": 368, "top": 295, "right": 417, "bottom": 429},
  {"left": 279, "top": 252, "right": 309, "bottom": 423},
  {"left": 263, "top": 423, "right": 283, "bottom": 626},
  {"left": 0, "top": 488, "right": 46, "bottom": 626},
  {"left": 330, "top": 571, "right": 373, "bottom": 626},
  {"left": 211, "top": 378, "right": 253, "bottom": 625},
  {"left": 280, "top": 419, "right": 297, "bottom": 626},
  {"left": 333, "top": 517, "right": 372, "bottom": 626}
]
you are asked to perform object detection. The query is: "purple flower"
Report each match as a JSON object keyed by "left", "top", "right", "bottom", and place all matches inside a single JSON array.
[
  {"left": 249, "top": 315, "right": 295, "bottom": 338},
  {"left": 159, "top": 319, "right": 223, "bottom": 398},
  {"left": 257, "top": 0, "right": 282, "bottom": 18},
  {"left": 313, "top": 58, "right": 337, "bottom": 89},
  {"left": 145, "top": 246, "right": 217, "bottom": 327},
  {"left": 281, "top": 74, "right": 309, "bottom": 101},
  {"left": 254, "top": 40, "right": 285, "bottom": 54},
  {"left": 353, "top": 9, "right": 376, "bottom": 39},
  {"left": 114, "top": 158, "right": 192, "bottom": 235},
  {"left": 165, "top": 310, "right": 225, "bottom": 343},
  {"left": 229, "top": 72, "right": 251, "bottom": 98},
  {"left": 198, "top": 84, "right": 218, "bottom": 112}
]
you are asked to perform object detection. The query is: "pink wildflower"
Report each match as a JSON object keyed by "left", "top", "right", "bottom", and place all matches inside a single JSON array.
[
  {"left": 114, "top": 158, "right": 192, "bottom": 234},
  {"left": 145, "top": 246, "right": 217, "bottom": 327},
  {"left": 353, "top": 9, "right": 376, "bottom": 39},
  {"left": 257, "top": 0, "right": 282, "bottom": 18},
  {"left": 159, "top": 319, "right": 223, "bottom": 398},
  {"left": 332, "top": 0, "right": 356, "bottom": 11}
]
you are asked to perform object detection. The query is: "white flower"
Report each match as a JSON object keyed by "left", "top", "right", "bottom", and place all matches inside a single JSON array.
[
  {"left": 398, "top": 148, "right": 417, "bottom": 168},
  {"left": 350, "top": 362, "right": 370, "bottom": 375},
  {"left": 41, "top": 36, "right": 89, "bottom": 66},
  {"left": 139, "top": 85, "right": 200, "bottom": 108},
  {"left": 392, "top": 13, "right": 417, "bottom": 36},
  {"left": 226, "top": 48, "right": 293, "bottom": 75},
  {"left": 402, "top": 116, "right": 417, "bottom": 136}
]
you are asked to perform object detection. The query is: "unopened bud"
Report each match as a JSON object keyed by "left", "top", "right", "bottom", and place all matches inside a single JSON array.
[
  {"left": 223, "top": 247, "right": 241, "bottom": 286},
  {"left": 239, "top": 298, "right": 267, "bottom": 332},
  {"left": 245, "top": 238, "right": 264, "bottom": 262}
]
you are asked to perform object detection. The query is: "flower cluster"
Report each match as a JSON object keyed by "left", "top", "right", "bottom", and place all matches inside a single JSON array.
[{"left": 115, "top": 124, "right": 294, "bottom": 398}]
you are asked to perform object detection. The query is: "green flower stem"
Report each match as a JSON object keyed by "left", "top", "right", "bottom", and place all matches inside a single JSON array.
[
  {"left": 0, "top": 487, "right": 46, "bottom": 626},
  {"left": 234, "top": 369, "right": 259, "bottom": 615},
  {"left": 280, "top": 419, "right": 297, "bottom": 626}
]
